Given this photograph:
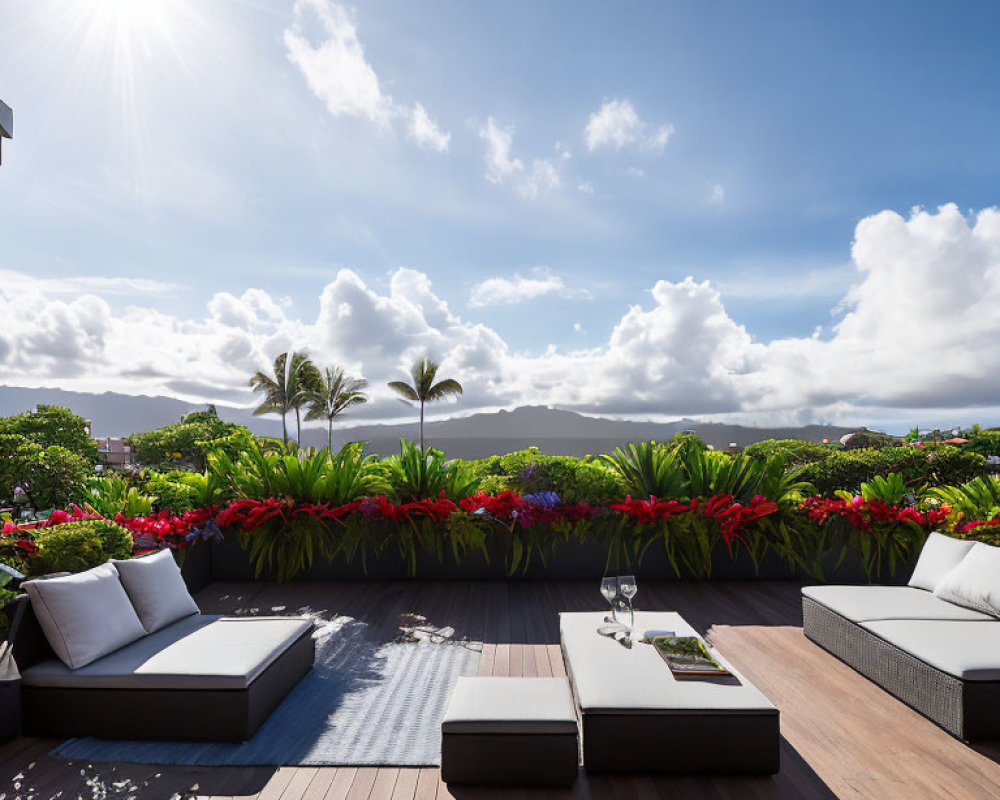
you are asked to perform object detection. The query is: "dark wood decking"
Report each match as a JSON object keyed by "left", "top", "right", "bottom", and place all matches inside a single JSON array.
[{"left": 3, "top": 580, "right": 1000, "bottom": 800}]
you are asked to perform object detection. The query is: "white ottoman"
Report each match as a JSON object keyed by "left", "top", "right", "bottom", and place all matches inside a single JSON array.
[{"left": 441, "top": 676, "right": 579, "bottom": 786}]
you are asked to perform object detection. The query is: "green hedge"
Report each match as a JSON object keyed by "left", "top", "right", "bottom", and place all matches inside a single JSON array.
[
  {"left": 800, "top": 445, "right": 985, "bottom": 494},
  {"left": 466, "top": 448, "right": 627, "bottom": 505}
]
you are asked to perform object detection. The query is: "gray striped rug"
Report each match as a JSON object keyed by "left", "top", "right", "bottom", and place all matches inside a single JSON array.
[{"left": 50, "top": 616, "right": 482, "bottom": 766}]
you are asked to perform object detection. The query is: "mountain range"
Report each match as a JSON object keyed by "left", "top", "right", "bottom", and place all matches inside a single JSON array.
[{"left": 0, "top": 385, "right": 856, "bottom": 458}]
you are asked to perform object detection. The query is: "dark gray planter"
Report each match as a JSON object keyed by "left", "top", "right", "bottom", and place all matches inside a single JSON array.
[
  {"left": 205, "top": 530, "right": 811, "bottom": 582},
  {"left": 177, "top": 541, "right": 213, "bottom": 593}
]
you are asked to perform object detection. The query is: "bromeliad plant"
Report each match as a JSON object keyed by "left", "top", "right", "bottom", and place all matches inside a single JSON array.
[
  {"left": 381, "top": 440, "right": 480, "bottom": 503},
  {"left": 207, "top": 439, "right": 390, "bottom": 580}
]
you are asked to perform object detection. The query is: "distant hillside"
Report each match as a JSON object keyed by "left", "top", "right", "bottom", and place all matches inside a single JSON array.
[
  {"left": 329, "top": 406, "right": 855, "bottom": 457},
  {"left": 0, "top": 386, "right": 855, "bottom": 458}
]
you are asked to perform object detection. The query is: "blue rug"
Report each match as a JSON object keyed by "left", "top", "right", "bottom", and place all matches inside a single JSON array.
[{"left": 51, "top": 615, "right": 482, "bottom": 766}]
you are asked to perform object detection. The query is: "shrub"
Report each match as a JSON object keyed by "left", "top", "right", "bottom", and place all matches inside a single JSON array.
[
  {"left": 80, "top": 474, "right": 156, "bottom": 517},
  {"left": 744, "top": 438, "right": 832, "bottom": 467},
  {"left": 964, "top": 428, "right": 1000, "bottom": 458},
  {"left": 129, "top": 407, "right": 250, "bottom": 469},
  {"left": 144, "top": 471, "right": 199, "bottom": 513},
  {"left": 0, "top": 436, "right": 92, "bottom": 509},
  {"left": 467, "top": 448, "right": 627, "bottom": 505},
  {"left": 801, "top": 445, "right": 985, "bottom": 494},
  {"left": 30, "top": 520, "right": 134, "bottom": 575}
]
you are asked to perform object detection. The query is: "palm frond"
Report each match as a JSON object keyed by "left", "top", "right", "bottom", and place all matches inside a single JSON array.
[
  {"left": 428, "top": 378, "right": 463, "bottom": 399},
  {"left": 388, "top": 381, "right": 420, "bottom": 402}
]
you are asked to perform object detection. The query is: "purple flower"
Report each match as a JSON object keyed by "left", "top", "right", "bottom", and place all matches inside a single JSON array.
[{"left": 523, "top": 492, "right": 560, "bottom": 509}]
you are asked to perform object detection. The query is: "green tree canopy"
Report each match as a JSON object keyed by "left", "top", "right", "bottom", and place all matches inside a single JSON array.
[{"left": 0, "top": 405, "right": 96, "bottom": 461}]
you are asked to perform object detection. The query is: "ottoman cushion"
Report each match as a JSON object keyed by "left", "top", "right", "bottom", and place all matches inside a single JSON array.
[{"left": 442, "top": 676, "right": 577, "bottom": 734}]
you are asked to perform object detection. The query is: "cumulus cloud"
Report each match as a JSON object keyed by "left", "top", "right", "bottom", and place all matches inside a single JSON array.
[
  {"left": 4, "top": 205, "right": 1000, "bottom": 425},
  {"left": 585, "top": 99, "right": 674, "bottom": 153},
  {"left": 284, "top": 0, "right": 450, "bottom": 151},
  {"left": 469, "top": 269, "right": 592, "bottom": 307}
]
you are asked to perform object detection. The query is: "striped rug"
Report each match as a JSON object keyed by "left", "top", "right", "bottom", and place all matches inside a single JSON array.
[{"left": 51, "top": 616, "right": 482, "bottom": 766}]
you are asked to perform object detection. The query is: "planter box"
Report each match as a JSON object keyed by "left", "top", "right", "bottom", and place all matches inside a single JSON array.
[
  {"left": 177, "top": 541, "right": 213, "bottom": 594},
  {"left": 205, "top": 532, "right": 815, "bottom": 582}
]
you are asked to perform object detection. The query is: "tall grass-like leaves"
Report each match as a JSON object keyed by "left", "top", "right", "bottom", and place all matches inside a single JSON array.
[
  {"left": 859, "top": 472, "right": 910, "bottom": 506},
  {"left": 319, "top": 442, "right": 389, "bottom": 504},
  {"left": 80, "top": 475, "right": 155, "bottom": 518},
  {"left": 383, "top": 440, "right": 479, "bottom": 502},
  {"left": 601, "top": 442, "right": 685, "bottom": 499},
  {"left": 929, "top": 475, "right": 1000, "bottom": 523}
]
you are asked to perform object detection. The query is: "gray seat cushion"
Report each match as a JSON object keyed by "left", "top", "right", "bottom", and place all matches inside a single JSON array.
[
  {"left": 860, "top": 619, "right": 1000, "bottom": 681},
  {"left": 22, "top": 614, "right": 314, "bottom": 690},
  {"left": 802, "top": 585, "right": 993, "bottom": 623},
  {"left": 560, "top": 611, "right": 775, "bottom": 715},
  {"left": 442, "top": 677, "right": 578, "bottom": 734}
]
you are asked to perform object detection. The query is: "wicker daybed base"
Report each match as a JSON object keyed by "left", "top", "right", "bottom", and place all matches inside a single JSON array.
[{"left": 802, "top": 596, "right": 1000, "bottom": 740}]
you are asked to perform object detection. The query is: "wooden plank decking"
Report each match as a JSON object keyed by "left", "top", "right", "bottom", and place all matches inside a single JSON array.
[{"left": 2, "top": 580, "right": 1000, "bottom": 800}]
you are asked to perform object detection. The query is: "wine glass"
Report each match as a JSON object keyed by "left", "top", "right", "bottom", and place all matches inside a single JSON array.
[
  {"left": 600, "top": 576, "right": 619, "bottom": 622},
  {"left": 619, "top": 575, "right": 637, "bottom": 629}
]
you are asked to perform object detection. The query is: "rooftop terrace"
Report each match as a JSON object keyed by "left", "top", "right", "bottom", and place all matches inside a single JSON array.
[{"left": 3, "top": 580, "right": 999, "bottom": 800}]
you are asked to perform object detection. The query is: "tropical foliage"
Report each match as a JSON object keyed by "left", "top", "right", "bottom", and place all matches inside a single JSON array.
[
  {"left": 249, "top": 351, "right": 322, "bottom": 444},
  {"left": 388, "top": 357, "right": 463, "bottom": 449},
  {"left": 306, "top": 367, "right": 369, "bottom": 452}
]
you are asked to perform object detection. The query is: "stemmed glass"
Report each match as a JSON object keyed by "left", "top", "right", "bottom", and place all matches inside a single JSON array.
[
  {"left": 600, "top": 576, "right": 619, "bottom": 622},
  {"left": 619, "top": 575, "right": 637, "bottom": 629}
]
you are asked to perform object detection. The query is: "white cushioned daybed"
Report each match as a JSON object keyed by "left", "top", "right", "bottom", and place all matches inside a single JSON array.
[
  {"left": 8, "top": 550, "right": 314, "bottom": 741},
  {"left": 802, "top": 532, "right": 1000, "bottom": 740}
]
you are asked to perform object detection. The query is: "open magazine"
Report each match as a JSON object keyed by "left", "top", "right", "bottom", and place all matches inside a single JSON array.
[{"left": 649, "top": 635, "right": 732, "bottom": 678}]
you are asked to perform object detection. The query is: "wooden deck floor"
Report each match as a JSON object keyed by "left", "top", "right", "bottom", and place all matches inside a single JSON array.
[{"left": 3, "top": 580, "right": 1000, "bottom": 800}]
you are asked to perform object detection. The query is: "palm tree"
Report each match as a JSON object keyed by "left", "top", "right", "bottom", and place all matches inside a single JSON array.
[
  {"left": 305, "top": 367, "right": 369, "bottom": 452},
  {"left": 249, "top": 351, "right": 321, "bottom": 445},
  {"left": 387, "top": 357, "right": 463, "bottom": 450}
]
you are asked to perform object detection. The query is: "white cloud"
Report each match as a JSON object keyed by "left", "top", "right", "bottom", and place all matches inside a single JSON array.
[
  {"left": 626, "top": 166, "right": 646, "bottom": 178},
  {"left": 585, "top": 99, "right": 674, "bottom": 153},
  {"left": 478, "top": 117, "right": 562, "bottom": 199},
  {"left": 284, "top": 0, "right": 450, "bottom": 151},
  {"left": 5, "top": 205, "right": 1000, "bottom": 426},
  {"left": 408, "top": 103, "right": 450, "bottom": 152},
  {"left": 710, "top": 184, "right": 725, "bottom": 204},
  {"left": 479, "top": 117, "right": 523, "bottom": 184},
  {"left": 469, "top": 269, "right": 592, "bottom": 307},
  {"left": 577, "top": 181, "right": 595, "bottom": 195},
  {"left": 0, "top": 270, "right": 180, "bottom": 297}
]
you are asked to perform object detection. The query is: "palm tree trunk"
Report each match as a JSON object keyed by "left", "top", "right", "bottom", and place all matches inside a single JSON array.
[
  {"left": 295, "top": 407, "right": 302, "bottom": 445},
  {"left": 281, "top": 411, "right": 288, "bottom": 444},
  {"left": 328, "top": 417, "right": 334, "bottom": 453},
  {"left": 419, "top": 401, "right": 425, "bottom": 451}
]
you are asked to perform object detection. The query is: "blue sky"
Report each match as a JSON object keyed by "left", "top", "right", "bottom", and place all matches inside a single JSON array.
[{"left": 1, "top": 0, "right": 999, "bottom": 430}]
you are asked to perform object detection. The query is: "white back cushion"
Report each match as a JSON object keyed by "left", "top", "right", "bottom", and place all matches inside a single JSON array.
[
  {"left": 113, "top": 548, "right": 199, "bottom": 633},
  {"left": 934, "top": 542, "right": 1000, "bottom": 618},
  {"left": 22, "top": 563, "right": 147, "bottom": 669},
  {"left": 908, "top": 532, "right": 976, "bottom": 591}
]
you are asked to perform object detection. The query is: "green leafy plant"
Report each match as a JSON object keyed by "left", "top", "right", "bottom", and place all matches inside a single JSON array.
[
  {"left": 602, "top": 442, "right": 685, "bottom": 500},
  {"left": 928, "top": 475, "right": 1000, "bottom": 524},
  {"left": 80, "top": 474, "right": 156, "bottom": 517},
  {"left": 382, "top": 440, "right": 479, "bottom": 502},
  {"left": 859, "top": 472, "right": 910, "bottom": 506},
  {"left": 30, "top": 520, "right": 134, "bottom": 575}
]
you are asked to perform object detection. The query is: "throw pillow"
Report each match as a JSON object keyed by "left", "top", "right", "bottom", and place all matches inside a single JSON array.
[{"left": 113, "top": 548, "right": 200, "bottom": 633}]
